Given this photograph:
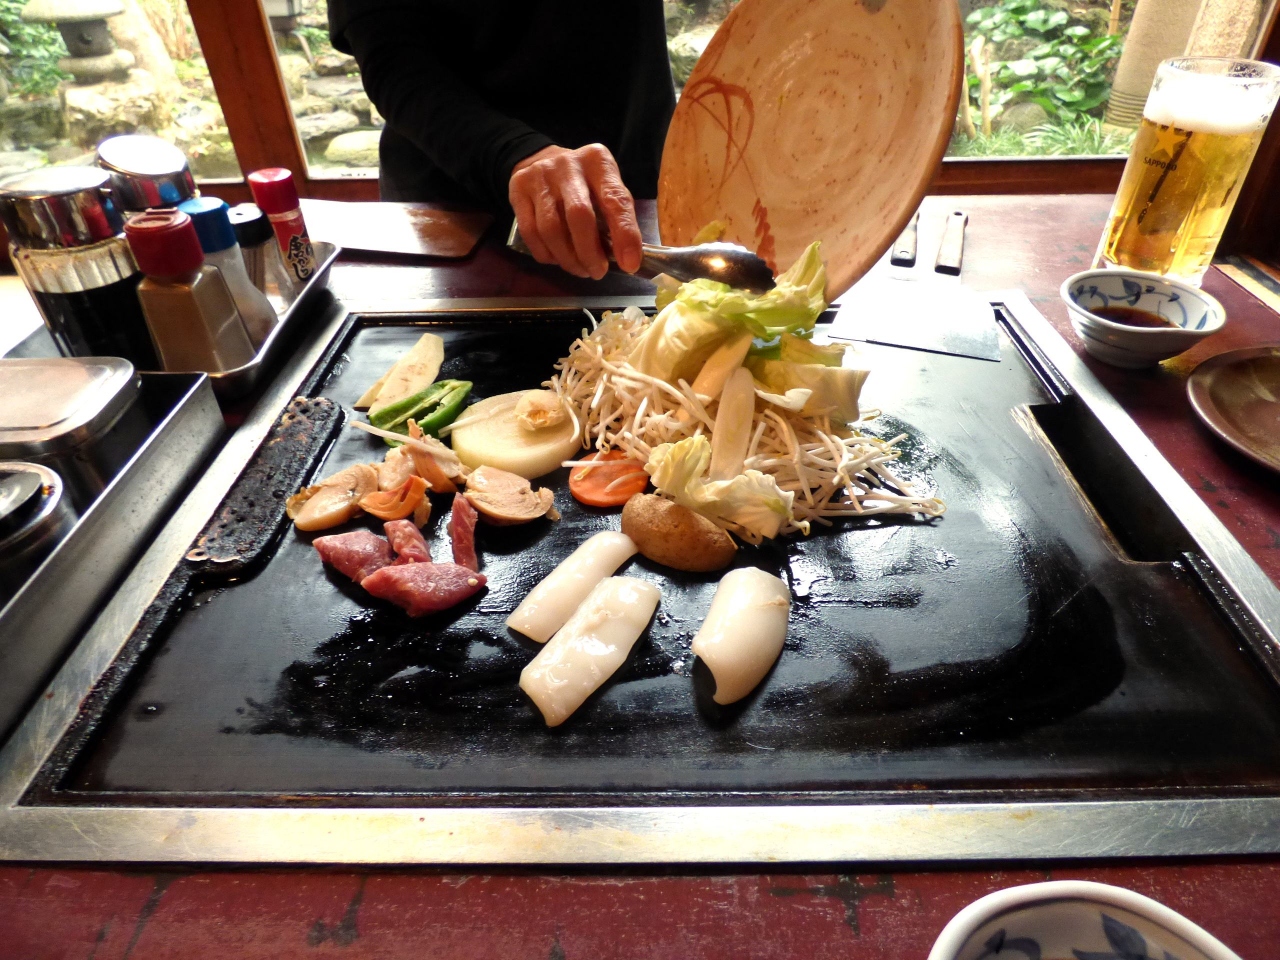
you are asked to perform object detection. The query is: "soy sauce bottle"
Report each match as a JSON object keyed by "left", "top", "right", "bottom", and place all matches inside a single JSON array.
[{"left": 0, "top": 167, "right": 159, "bottom": 370}]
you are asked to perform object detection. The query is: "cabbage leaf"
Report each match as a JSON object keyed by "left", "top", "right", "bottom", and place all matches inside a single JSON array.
[
  {"left": 645, "top": 435, "right": 803, "bottom": 544},
  {"left": 630, "top": 242, "right": 829, "bottom": 383}
]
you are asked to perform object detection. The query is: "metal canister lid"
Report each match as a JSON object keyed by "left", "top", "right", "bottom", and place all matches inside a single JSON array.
[
  {"left": 0, "top": 167, "right": 124, "bottom": 250},
  {"left": 0, "top": 357, "right": 139, "bottom": 458},
  {"left": 0, "top": 461, "right": 75, "bottom": 606},
  {"left": 96, "top": 135, "right": 197, "bottom": 212}
]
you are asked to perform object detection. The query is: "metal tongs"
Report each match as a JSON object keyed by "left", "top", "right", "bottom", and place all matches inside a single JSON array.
[{"left": 507, "top": 221, "right": 776, "bottom": 292}]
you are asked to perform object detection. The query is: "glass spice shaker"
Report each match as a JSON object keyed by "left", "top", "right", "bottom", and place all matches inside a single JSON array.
[
  {"left": 179, "top": 196, "right": 279, "bottom": 348},
  {"left": 227, "top": 201, "right": 297, "bottom": 304},
  {"left": 0, "top": 167, "right": 160, "bottom": 370}
]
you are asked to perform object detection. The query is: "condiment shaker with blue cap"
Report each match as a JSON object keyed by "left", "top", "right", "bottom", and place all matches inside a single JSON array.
[{"left": 178, "top": 196, "right": 278, "bottom": 348}]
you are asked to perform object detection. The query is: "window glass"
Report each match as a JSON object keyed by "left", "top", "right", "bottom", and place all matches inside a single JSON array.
[
  {"left": 667, "top": 1, "right": 742, "bottom": 90},
  {"left": 0, "top": 0, "right": 240, "bottom": 180},
  {"left": 953, "top": 0, "right": 1274, "bottom": 159},
  {"left": 267, "top": 0, "right": 377, "bottom": 178}
]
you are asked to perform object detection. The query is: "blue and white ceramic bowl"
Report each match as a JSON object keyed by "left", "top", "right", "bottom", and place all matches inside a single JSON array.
[
  {"left": 1061, "top": 268, "right": 1225, "bottom": 368},
  {"left": 928, "top": 881, "right": 1242, "bottom": 960}
]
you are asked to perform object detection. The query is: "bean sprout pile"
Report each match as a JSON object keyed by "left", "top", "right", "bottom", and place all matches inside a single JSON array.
[{"left": 546, "top": 308, "right": 946, "bottom": 536}]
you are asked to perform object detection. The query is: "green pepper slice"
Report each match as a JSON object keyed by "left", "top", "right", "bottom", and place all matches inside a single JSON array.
[
  {"left": 370, "top": 379, "right": 473, "bottom": 445},
  {"left": 413, "top": 380, "right": 472, "bottom": 437},
  {"left": 368, "top": 381, "right": 452, "bottom": 431}
]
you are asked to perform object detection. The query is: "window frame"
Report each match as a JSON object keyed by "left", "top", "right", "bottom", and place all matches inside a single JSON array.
[{"left": 48, "top": 0, "right": 1280, "bottom": 269}]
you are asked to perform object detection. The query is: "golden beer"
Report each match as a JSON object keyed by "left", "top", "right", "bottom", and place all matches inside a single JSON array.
[{"left": 1097, "top": 58, "right": 1280, "bottom": 285}]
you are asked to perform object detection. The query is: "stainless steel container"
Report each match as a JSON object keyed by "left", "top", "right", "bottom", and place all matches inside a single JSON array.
[
  {"left": 95, "top": 135, "right": 197, "bottom": 213},
  {"left": 0, "top": 357, "right": 149, "bottom": 509},
  {"left": 0, "top": 462, "right": 76, "bottom": 608}
]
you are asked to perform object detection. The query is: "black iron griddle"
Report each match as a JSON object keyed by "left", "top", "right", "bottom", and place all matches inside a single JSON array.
[{"left": 32, "top": 311, "right": 1280, "bottom": 806}]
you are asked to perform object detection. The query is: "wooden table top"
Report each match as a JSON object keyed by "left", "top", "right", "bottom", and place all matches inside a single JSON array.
[{"left": 3, "top": 194, "right": 1279, "bottom": 959}]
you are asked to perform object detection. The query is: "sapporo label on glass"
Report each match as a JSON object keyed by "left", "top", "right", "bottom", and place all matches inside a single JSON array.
[
  {"left": 1135, "top": 122, "right": 1193, "bottom": 226},
  {"left": 288, "top": 235, "right": 316, "bottom": 282}
]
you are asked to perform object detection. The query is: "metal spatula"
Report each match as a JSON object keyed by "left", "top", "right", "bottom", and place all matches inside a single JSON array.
[
  {"left": 507, "top": 221, "right": 776, "bottom": 292},
  {"left": 828, "top": 211, "right": 1001, "bottom": 362}
]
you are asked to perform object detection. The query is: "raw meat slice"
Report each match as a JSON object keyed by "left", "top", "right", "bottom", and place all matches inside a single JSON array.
[
  {"left": 313, "top": 529, "right": 394, "bottom": 582},
  {"left": 449, "top": 493, "right": 479, "bottom": 570},
  {"left": 385, "top": 519, "right": 431, "bottom": 564},
  {"left": 360, "top": 562, "right": 487, "bottom": 617}
]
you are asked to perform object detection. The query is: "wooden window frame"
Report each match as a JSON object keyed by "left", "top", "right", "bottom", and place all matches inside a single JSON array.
[{"left": 179, "top": 0, "right": 1280, "bottom": 268}]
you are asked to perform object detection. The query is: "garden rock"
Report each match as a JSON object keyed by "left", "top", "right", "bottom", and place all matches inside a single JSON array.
[
  {"left": 995, "top": 101, "right": 1049, "bottom": 134},
  {"left": 63, "top": 69, "right": 166, "bottom": 149},
  {"left": 0, "top": 148, "right": 48, "bottom": 178},
  {"left": 668, "top": 25, "right": 717, "bottom": 86},
  {"left": 172, "top": 99, "right": 223, "bottom": 137},
  {"left": 347, "top": 92, "right": 384, "bottom": 126},
  {"left": 291, "top": 94, "right": 333, "bottom": 117},
  {"left": 324, "top": 129, "right": 380, "bottom": 167},
  {"left": 182, "top": 128, "right": 239, "bottom": 180},
  {"left": 278, "top": 53, "right": 311, "bottom": 98},
  {"left": 46, "top": 141, "right": 92, "bottom": 164},
  {"left": 313, "top": 51, "right": 357, "bottom": 76},
  {"left": 295, "top": 109, "right": 359, "bottom": 145},
  {"left": 0, "top": 96, "right": 64, "bottom": 149},
  {"left": 306, "top": 75, "right": 364, "bottom": 101}
]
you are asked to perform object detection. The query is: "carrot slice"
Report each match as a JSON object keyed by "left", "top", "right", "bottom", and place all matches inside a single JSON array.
[
  {"left": 568, "top": 451, "right": 649, "bottom": 508},
  {"left": 359, "top": 475, "right": 428, "bottom": 521}
]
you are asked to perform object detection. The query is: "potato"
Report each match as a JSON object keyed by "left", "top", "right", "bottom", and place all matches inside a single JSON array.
[{"left": 621, "top": 494, "right": 736, "bottom": 573}]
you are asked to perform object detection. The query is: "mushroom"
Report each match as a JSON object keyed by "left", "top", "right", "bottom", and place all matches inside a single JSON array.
[
  {"left": 463, "top": 465, "right": 555, "bottom": 525},
  {"left": 288, "top": 463, "right": 379, "bottom": 531}
]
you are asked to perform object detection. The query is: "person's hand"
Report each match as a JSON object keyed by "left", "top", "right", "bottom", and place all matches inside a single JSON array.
[{"left": 508, "top": 143, "right": 643, "bottom": 280}]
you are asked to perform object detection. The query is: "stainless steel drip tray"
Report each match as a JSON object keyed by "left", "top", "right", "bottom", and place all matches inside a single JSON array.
[{"left": 0, "top": 291, "right": 1277, "bottom": 865}]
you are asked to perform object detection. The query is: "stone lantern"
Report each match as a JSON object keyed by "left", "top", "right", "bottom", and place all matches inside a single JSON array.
[{"left": 20, "top": 0, "right": 135, "bottom": 85}]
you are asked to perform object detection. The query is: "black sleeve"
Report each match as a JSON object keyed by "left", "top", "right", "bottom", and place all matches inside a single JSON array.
[{"left": 329, "top": 0, "right": 554, "bottom": 210}]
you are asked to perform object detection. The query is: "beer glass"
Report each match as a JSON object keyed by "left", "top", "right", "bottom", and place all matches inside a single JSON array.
[{"left": 1095, "top": 57, "right": 1280, "bottom": 286}]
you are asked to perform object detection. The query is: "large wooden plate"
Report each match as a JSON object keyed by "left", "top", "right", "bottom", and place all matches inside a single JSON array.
[{"left": 657, "top": 0, "right": 963, "bottom": 299}]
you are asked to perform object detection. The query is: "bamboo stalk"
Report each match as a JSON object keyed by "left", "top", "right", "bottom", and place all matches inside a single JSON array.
[
  {"left": 971, "top": 36, "right": 993, "bottom": 137},
  {"left": 960, "top": 40, "right": 978, "bottom": 139},
  {"left": 1108, "top": 0, "right": 1123, "bottom": 36}
]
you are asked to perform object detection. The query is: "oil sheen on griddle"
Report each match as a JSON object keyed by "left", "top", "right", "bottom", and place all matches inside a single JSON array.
[{"left": 1090, "top": 305, "right": 1177, "bottom": 328}]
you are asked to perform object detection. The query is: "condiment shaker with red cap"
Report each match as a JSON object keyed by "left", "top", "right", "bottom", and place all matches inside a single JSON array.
[
  {"left": 124, "top": 209, "right": 256, "bottom": 373},
  {"left": 247, "top": 167, "right": 318, "bottom": 287}
]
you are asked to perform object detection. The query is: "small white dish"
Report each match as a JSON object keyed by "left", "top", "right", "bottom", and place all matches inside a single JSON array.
[
  {"left": 1061, "top": 268, "right": 1225, "bottom": 368},
  {"left": 928, "top": 880, "right": 1242, "bottom": 960}
]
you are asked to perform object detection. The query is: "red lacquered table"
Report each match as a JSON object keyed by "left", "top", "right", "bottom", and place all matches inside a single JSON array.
[{"left": 2, "top": 195, "right": 1278, "bottom": 959}]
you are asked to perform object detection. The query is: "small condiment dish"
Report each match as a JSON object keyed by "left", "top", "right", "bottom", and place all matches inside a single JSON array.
[
  {"left": 1061, "top": 268, "right": 1225, "bottom": 368},
  {"left": 928, "top": 880, "right": 1242, "bottom": 960}
]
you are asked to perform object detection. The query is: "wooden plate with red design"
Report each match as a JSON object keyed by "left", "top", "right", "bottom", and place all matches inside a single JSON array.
[{"left": 657, "top": 0, "right": 963, "bottom": 299}]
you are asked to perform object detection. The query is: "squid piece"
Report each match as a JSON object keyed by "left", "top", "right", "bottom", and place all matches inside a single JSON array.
[
  {"left": 519, "top": 576, "right": 661, "bottom": 727},
  {"left": 691, "top": 567, "right": 790, "bottom": 705},
  {"left": 506, "top": 530, "right": 638, "bottom": 643}
]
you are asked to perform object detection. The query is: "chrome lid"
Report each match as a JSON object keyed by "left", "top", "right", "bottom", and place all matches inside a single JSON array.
[
  {"left": 0, "top": 357, "right": 139, "bottom": 457},
  {"left": 0, "top": 167, "right": 123, "bottom": 250},
  {"left": 96, "top": 135, "right": 197, "bottom": 212}
]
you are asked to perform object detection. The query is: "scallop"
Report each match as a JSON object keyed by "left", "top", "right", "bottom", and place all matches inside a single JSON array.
[
  {"left": 691, "top": 567, "right": 790, "bottom": 705},
  {"left": 506, "top": 531, "right": 638, "bottom": 642},
  {"left": 289, "top": 463, "right": 379, "bottom": 532},
  {"left": 519, "top": 576, "right": 660, "bottom": 727}
]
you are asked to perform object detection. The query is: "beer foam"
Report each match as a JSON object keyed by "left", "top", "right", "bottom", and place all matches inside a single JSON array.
[{"left": 1144, "top": 72, "right": 1274, "bottom": 135}]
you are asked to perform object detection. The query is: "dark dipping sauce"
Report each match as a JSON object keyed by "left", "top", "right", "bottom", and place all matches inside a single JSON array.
[
  {"left": 32, "top": 273, "right": 160, "bottom": 370},
  {"left": 1090, "top": 304, "right": 1177, "bottom": 328}
]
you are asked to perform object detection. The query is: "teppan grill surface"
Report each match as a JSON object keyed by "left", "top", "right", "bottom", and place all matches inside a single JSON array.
[{"left": 1, "top": 292, "right": 1279, "bottom": 864}]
